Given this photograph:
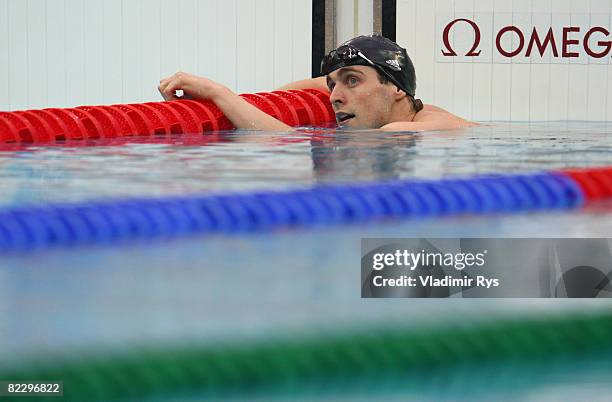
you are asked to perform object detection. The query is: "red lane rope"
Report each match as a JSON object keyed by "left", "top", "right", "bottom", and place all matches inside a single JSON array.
[{"left": 0, "top": 90, "right": 334, "bottom": 144}]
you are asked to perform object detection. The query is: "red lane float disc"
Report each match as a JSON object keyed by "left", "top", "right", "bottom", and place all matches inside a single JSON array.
[
  {"left": 288, "top": 90, "right": 329, "bottom": 125},
  {"left": 109, "top": 104, "right": 154, "bottom": 136},
  {"left": 67, "top": 108, "right": 106, "bottom": 139},
  {"left": 257, "top": 92, "right": 298, "bottom": 126},
  {"left": 76, "top": 106, "right": 122, "bottom": 138},
  {"left": 271, "top": 91, "right": 313, "bottom": 125},
  {"left": 302, "top": 89, "right": 334, "bottom": 123},
  {"left": 29, "top": 109, "right": 69, "bottom": 141},
  {"left": 0, "top": 115, "right": 19, "bottom": 143},
  {"left": 188, "top": 99, "right": 233, "bottom": 130},
  {"left": 129, "top": 104, "right": 171, "bottom": 135},
  {"left": 43, "top": 108, "right": 88, "bottom": 140},
  {"left": 163, "top": 101, "right": 202, "bottom": 134},
  {"left": 16, "top": 111, "right": 54, "bottom": 142},
  {"left": 143, "top": 102, "right": 187, "bottom": 134},
  {"left": 0, "top": 112, "right": 36, "bottom": 142},
  {"left": 240, "top": 93, "right": 277, "bottom": 117},
  {"left": 96, "top": 106, "right": 138, "bottom": 138},
  {"left": 178, "top": 100, "right": 220, "bottom": 132}
]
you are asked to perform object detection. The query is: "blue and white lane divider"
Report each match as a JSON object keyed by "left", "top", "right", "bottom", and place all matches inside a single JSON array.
[{"left": 0, "top": 172, "right": 585, "bottom": 251}]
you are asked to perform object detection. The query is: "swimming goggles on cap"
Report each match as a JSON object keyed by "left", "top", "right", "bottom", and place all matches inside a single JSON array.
[{"left": 320, "top": 44, "right": 409, "bottom": 96}]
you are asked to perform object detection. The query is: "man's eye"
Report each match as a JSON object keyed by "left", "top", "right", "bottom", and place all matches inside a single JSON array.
[
  {"left": 328, "top": 83, "right": 335, "bottom": 91},
  {"left": 347, "top": 76, "right": 358, "bottom": 86}
]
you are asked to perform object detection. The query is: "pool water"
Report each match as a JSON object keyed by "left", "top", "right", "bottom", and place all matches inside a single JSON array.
[
  {"left": 1, "top": 122, "right": 612, "bottom": 400},
  {"left": 2, "top": 122, "right": 611, "bottom": 206}
]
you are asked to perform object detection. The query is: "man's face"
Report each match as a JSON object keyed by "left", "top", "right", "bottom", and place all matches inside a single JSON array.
[{"left": 326, "top": 65, "right": 396, "bottom": 129}]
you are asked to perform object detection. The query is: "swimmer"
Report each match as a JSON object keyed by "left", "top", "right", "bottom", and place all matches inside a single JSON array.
[{"left": 158, "top": 34, "right": 476, "bottom": 131}]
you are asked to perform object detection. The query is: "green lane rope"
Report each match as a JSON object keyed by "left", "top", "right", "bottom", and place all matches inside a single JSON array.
[{"left": 2, "top": 312, "right": 612, "bottom": 401}]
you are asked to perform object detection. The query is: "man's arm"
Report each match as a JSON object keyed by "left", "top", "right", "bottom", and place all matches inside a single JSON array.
[
  {"left": 276, "top": 76, "right": 329, "bottom": 92},
  {"left": 159, "top": 72, "right": 293, "bottom": 131}
]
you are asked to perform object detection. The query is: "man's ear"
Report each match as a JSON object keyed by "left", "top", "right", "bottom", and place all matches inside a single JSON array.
[{"left": 394, "top": 87, "right": 408, "bottom": 101}]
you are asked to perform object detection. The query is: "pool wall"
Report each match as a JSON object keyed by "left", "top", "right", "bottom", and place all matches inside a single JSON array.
[
  {"left": 0, "top": 0, "right": 313, "bottom": 111},
  {"left": 397, "top": 0, "right": 612, "bottom": 122}
]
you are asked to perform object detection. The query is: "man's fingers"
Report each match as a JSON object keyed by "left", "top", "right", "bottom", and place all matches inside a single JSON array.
[
  {"left": 158, "top": 81, "right": 172, "bottom": 101},
  {"left": 161, "top": 79, "right": 183, "bottom": 101},
  {"left": 158, "top": 76, "right": 171, "bottom": 100},
  {"left": 159, "top": 72, "right": 199, "bottom": 101},
  {"left": 158, "top": 83, "right": 172, "bottom": 101},
  {"left": 159, "top": 75, "right": 180, "bottom": 100},
  {"left": 158, "top": 76, "right": 172, "bottom": 90},
  {"left": 158, "top": 83, "right": 167, "bottom": 100}
]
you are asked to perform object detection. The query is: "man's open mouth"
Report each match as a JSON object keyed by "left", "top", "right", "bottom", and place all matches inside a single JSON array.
[{"left": 335, "top": 112, "right": 355, "bottom": 124}]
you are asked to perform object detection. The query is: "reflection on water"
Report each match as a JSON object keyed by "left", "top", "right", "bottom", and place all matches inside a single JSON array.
[
  {"left": 1, "top": 122, "right": 611, "bottom": 206},
  {"left": 310, "top": 130, "right": 417, "bottom": 182}
]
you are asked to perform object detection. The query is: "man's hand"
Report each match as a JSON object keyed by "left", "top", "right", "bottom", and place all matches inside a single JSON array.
[
  {"left": 156, "top": 71, "right": 293, "bottom": 131},
  {"left": 158, "top": 72, "right": 227, "bottom": 101}
]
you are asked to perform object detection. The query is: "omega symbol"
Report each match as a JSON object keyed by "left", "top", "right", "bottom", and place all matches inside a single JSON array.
[{"left": 442, "top": 18, "right": 482, "bottom": 57}]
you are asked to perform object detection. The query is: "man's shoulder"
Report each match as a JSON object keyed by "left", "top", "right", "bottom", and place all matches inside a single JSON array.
[
  {"left": 381, "top": 104, "right": 478, "bottom": 131},
  {"left": 414, "top": 104, "right": 476, "bottom": 125},
  {"left": 420, "top": 104, "right": 449, "bottom": 114},
  {"left": 416, "top": 104, "right": 458, "bottom": 120}
]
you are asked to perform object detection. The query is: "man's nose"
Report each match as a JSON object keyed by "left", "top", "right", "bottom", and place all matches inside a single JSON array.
[{"left": 329, "top": 86, "right": 345, "bottom": 108}]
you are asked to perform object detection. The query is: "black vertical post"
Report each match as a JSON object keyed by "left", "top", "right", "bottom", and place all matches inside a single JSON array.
[
  {"left": 312, "top": 0, "right": 326, "bottom": 77},
  {"left": 381, "top": 0, "right": 396, "bottom": 42}
]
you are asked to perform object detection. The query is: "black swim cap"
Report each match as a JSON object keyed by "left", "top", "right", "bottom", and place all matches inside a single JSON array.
[{"left": 321, "top": 34, "right": 417, "bottom": 97}]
